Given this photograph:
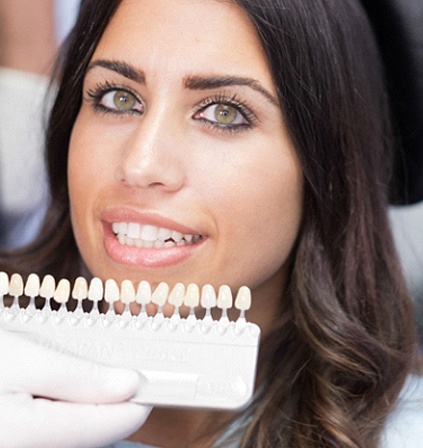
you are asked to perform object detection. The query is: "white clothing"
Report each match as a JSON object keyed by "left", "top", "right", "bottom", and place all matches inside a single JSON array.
[
  {"left": 380, "top": 375, "right": 423, "bottom": 447},
  {"left": 0, "top": 67, "right": 49, "bottom": 247},
  {"left": 389, "top": 203, "right": 423, "bottom": 299}
]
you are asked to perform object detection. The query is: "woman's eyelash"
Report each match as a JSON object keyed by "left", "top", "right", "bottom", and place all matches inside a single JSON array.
[
  {"left": 85, "top": 83, "right": 257, "bottom": 133},
  {"left": 193, "top": 94, "right": 258, "bottom": 132},
  {"left": 85, "top": 81, "right": 142, "bottom": 115}
]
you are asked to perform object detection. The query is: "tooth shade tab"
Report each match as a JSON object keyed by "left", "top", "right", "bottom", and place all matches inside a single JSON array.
[
  {"left": 217, "top": 285, "right": 233, "bottom": 310},
  {"left": 39, "top": 275, "right": 56, "bottom": 299},
  {"left": 0, "top": 272, "right": 254, "bottom": 327},
  {"left": 0, "top": 271, "right": 9, "bottom": 296},
  {"left": 136, "top": 281, "right": 152, "bottom": 305},
  {"left": 168, "top": 283, "right": 185, "bottom": 308},
  {"left": 0, "top": 277, "right": 261, "bottom": 412},
  {"left": 201, "top": 284, "right": 217, "bottom": 309},
  {"left": 121, "top": 280, "right": 136, "bottom": 304},
  {"left": 184, "top": 283, "right": 200, "bottom": 308},
  {"left": 24, "top": 273, "right": 40, "bottom": 297},
  {"left": 88, "top": 277, "right": 103, "bottom": 302},
  {"left": 152, "top": 282, "right": 169, "bottom": 307},
  {"left": 9, "top": 273, "right": 24, "bottom": 297},
  {"left": 105, "top": 279, "right": 120, "bottom": 303},
  {"left": 72, "top": 277, "right": 88, "bottom": 300},
  {"left": 235, "top": 286, "right": 252, "bottom": 311},
  {"left": 54, "top": 279, "right": 70, "bottom": 304}
]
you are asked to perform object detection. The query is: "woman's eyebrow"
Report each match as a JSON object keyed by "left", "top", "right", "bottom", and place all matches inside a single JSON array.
[
  {"left": 184, "top": 75, "right": 279, "bottom": 106},
  {"left": 86, "top": 59, "right": 145, "bottom": 83},
  {"left": 86, "top": 59, "right": 279, "bottom": 106}
]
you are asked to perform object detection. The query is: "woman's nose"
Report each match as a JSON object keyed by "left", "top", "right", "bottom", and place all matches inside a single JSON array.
[{"left": 116, "top": 112, "right": 185, "bottom": 192}]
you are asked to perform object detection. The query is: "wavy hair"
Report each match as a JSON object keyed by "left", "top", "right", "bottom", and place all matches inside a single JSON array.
[{"left": 0, "top": 0, "right": 417, "bottom": 446}]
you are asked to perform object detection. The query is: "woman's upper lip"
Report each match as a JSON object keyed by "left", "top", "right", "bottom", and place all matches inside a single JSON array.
[{"left": 100, "top": 207, "right": 205, "bottom": 236}]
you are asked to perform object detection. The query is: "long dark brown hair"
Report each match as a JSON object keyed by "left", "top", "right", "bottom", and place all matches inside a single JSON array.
[{"left": 0, "top": 0, "right": 418, "bottom": 446}]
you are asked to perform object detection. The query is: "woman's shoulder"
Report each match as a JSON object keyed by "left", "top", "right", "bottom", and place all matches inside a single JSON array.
[
  {"left": 380, "top": 374, "right": 423, "bottom": 448},
  {"left": 105, "top": 376, "right": 423, "bottom": 448}
]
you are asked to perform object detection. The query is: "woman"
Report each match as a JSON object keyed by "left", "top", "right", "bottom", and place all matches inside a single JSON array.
[{"left": 0, "top": 0, "right": 420, "bottom": 447}]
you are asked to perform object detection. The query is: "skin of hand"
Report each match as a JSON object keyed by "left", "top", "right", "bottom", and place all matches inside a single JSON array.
[{"left": 0, "top": 327, "right": 152, "bottom": 447}]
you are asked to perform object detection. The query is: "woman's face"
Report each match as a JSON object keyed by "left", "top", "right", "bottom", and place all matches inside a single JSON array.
[{"left": 69, "top": 0, "right": 303, "bottom": 320}]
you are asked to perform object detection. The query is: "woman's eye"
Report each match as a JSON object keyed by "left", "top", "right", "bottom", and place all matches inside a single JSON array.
[
  {"left": 99, "top": 89, "right": 143, "bottom": 113},
  {"left": 196, "top": 103, "right": 249, "bottom": 127}
]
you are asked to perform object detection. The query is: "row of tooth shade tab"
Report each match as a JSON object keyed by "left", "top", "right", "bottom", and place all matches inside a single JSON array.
[{"left": 0, "top": 272, "right": 252, "bottom": 322}]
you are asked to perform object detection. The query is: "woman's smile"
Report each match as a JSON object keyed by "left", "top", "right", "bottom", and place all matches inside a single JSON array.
[
  {"left": 101, "top": 207, "right": 207, "bottom": 268},
  {"left": 112, "top": 222, "right": 203, "bottom": 248}
]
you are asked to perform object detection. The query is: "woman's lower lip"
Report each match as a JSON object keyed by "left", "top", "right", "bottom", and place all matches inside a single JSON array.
[{"left": 103, "top": 224, "right": 204, "bottom": 268}]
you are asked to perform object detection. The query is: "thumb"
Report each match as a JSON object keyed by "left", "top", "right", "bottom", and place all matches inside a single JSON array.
[
  {"left": 0, "top": 394, "right": 152, "bottom": 448},
  {"left": 1, "top": 328, "right": 140, "bottom": 403}
]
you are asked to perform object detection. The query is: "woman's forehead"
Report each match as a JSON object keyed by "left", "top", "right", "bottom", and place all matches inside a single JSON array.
[{"left": 92, "top": 0, "right": 276, "bottom": 93}]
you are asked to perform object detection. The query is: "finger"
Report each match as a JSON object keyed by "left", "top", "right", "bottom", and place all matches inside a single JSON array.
[
  {"left": 0, "top": 394, "right": 152, "bottom": 448},
  {"left": 0, "top": 329, "right": 140, "bottom": 403}
]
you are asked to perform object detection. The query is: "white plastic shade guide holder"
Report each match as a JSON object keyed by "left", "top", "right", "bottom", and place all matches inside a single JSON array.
[{"left": 0, "top": 272, "right": 260, "bottom": 411}]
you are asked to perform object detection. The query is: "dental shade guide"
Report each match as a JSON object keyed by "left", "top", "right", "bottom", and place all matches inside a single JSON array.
[{"left": 0, "top": 272, "right": 260, "bottom": 411}]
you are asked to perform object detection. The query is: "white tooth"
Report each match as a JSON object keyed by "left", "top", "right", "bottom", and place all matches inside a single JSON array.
[
  {"left": 72, "top": 277, "right": 88, "bottom": 300},
  {"left": 164, "top": 241, "right": 176, "bottom": 248},
  {"left": 184, "top": 234, "right": 193, "bottom": 243},
  {"left": 140, "top": 225, "right": 159, "bottom": 241},
  {"left": 88, "top": 277, "right": 103, "bottom": 302},
  {"left": 120, "top": 279, "right": 136, "bottom": 304},
  {"left": 40, "top": 275, "right": 56, "bottom": 298},
  {"left": 25, "top": 273, "right": 40, "bottom": 297},
  {"left": 158, "top": 227, "right": 172, "bottom": 241},
  {"left": 184, "top": 283, "right": 200, "bottom": 308},
  {"left": 217, "top": 285, "right": 233, "bottom": 309},
  {"left": 171, "top": 230, "right": 183, "bottom": 243},
  {"left": 177, "top": 240, "right": 186, "bottom": 247},
  {"left": 154, "top": 240, "right": 165, "bottom": 248},
  {"left": 112, "top": 222, "right": 120, "bottom": 234},
  {"left": 201, "top": 284, "right": 217, "bottom": 309},
  {"left": 54, "top": 278, "right": 70, "bottom": 304},
  {"left": 0, "top": 271, "right": 9, "bottom": 295},
  {"left": 152, "top": 282, "right": 169, "bottom": 307},
  {"left": 118, "top": 222, "right": 128, "bottom": 235},
  {"left": 136, "top": 280, "right": 152, "bottom": 304},
  {"left": 104, "top": 279, "right": 119, "bottom": 303},
  {"left": 235, "top": 286, "right": 251, "bottom": 311},
  {"left": 118, "top": 233, "right": 126, "bottom": 245},
  {"left": 127, "top": 222, "right": 141, "bottom": 239},
  {"left": 136, "top": 239, "right": 153, "bottom": 248},
  {"left": 9, "top": 273, "right": 24, "bottom": 296},
  {"left": 168, "top": 283, "right": 185, "bottom": 307},
  {"left": 126, "top": 237, "right": 135, "bottom": 246}
]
